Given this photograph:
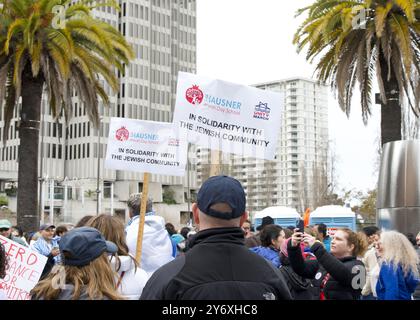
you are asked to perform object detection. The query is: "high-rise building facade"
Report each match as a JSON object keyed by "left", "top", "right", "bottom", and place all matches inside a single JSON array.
[
  {"left": 197, "top": 78, "right": 329, "bottom": 215},
  {"left": 0, "top": 0, "right": 198, "bottom": 227}
]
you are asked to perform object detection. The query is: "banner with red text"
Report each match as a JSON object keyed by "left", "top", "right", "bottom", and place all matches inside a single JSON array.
[
  {"left": 0, "top": 235, "right": 47, "bottom": 300},
  {"left": 173, "top": 72, "right": 284, "bottom": 160}
]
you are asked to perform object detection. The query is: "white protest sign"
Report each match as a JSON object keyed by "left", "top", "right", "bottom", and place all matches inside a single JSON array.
[
  {"left": 0, "top": 235, "right": 47, "bottom": 300},
  {"left": 104, "top": 118, "right": 188, "bottom": 176},
  {"left": 173, "top": 72, "right": 284, "bottom": 160}
]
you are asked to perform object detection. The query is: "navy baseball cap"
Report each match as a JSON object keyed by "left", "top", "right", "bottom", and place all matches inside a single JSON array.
[
  {"left": 59, "top": 227, "right": 117, "bottom": 266},
  {"left": 197, "top": 175, "right": 246, "bottom": 220}
]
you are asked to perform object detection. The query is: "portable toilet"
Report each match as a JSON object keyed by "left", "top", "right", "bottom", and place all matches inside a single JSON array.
[
  {"left": 254, "top": 206, "right": 301, "bottom": 229},
  {"left": 309, "top": 205, "right": 356, "bottom": 236}
]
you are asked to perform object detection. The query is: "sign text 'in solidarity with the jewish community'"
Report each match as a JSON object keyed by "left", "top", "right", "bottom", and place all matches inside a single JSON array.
[
  {"left": 173, "top": 72, "right": 284, "bottom": 160},
  {"left": 104, "top": 118, "right": 187, "bottom": 176}
]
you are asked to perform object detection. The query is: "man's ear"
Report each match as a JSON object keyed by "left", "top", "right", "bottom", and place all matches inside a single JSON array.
[
  {"left": 192, "top": 203, "right": 200, "bottom": 225},
  {"left": 239, "top": 211, "right": 249, "bottom": 226}
]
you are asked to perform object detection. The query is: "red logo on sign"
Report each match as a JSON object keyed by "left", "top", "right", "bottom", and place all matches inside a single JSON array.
[
  {"left": 185, "top": 85, "right": 204, "bottom": 105},
  {"left": 116, "top": 127, "right": 129, "bottom": 141}
]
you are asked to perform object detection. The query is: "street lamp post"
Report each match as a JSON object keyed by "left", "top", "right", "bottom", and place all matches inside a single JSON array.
[
  {"left": 96, "top": 120, "right": 101, "bottom": 215},
  {"left": 38, "top": 101, "right": 45, "bottom": 224}
]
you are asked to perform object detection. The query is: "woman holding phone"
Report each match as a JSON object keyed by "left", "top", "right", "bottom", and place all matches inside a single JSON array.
[{"left": 288, "top": 228, "right": 368, "bottom": 300}]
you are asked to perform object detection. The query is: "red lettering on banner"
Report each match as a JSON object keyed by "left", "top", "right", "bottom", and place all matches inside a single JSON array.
[
  {"left": 10, "top": 276, "right": 17, "bottom": 287},
  {"left": 27, "top": 253, "right": 38, "bottom": 265},
  {"left": 28, "top": 270, "right": 40, "bottom": 282},
  {"left": 7, "top": 243, "right": 17, "bottom": 257},
  {"left": 16, "top": 247, "right": 26, "bottom": 263}
]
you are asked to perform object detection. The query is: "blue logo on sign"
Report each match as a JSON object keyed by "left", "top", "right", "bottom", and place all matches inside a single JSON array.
[{"left": 253, "top": 102, "right": 270, "bottom": 120}]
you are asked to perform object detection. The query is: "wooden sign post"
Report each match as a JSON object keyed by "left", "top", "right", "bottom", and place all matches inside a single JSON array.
[
  {"left": 135, "top": 172, "right": 150, "bottom": 266},
  {"left": 209, "top": 150, "right": 222, "bottom": 177}
]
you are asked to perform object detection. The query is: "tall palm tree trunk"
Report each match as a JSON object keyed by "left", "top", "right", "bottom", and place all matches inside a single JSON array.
[
  {"left": 380, "top": 54, "right": 402, "bottom": 146},
  {"left": 17, "top": 65, "right": 44, "bottom": 232}
]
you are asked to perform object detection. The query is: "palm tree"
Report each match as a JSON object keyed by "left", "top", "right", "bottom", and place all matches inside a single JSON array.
[
  {"left": 0, "top": 0, "right": 134, "bottom": 231},
  {"left": 294, "top": 0, "right": 420, "bottom": 146}
]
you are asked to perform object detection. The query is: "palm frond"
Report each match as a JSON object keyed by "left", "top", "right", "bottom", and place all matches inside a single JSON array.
[
  {"left": 394, "top": 0, "right": 416, "bottom": 22},
  {"left": 4, "top": 18, "right": 25, "bottom": 54},
  {"left": 375, "top": 2, "right": 393, "bottom": 37},
  {"left": 389, "top": 13, "right": 413, "bottom": 74}
]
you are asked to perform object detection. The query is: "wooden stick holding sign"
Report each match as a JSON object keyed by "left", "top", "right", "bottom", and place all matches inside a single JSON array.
[
  {"left": 209, "top": 150, "right": 222, "bottom": 177},
  {"left": 135, "top": 172, "right": 150, "bottom": 265}
]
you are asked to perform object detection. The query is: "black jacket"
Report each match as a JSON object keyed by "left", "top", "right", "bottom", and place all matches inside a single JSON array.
[
  {"left": 310, "top": 242, "right": 365, "bottom": 300},
  {"left": 285, "top": 241, "right": 321, "bottom": 300},
  {"left": 40, "top": 253, "right": 56, "bottom": 280},
  {"left": 279, "top": 256, "right": 316, "bottom": 300},
  {"left": 140, "top": 227, "right": 292, "bottom": 300}
]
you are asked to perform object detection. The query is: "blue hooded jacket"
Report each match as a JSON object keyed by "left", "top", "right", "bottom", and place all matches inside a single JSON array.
[
  {"left": 376, "top": 262, "right": 419, "bottom": 300},
  {"left": 250, "top": 246, "right": 281, "bottom": 268}
]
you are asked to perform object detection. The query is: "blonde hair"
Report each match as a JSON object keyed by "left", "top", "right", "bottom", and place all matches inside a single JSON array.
[
  {"left": 339, "top": 228, "right": 368, "bottom": 257},
  {"left": 31, "top": 253, "right": 124, "bottom": 300},
  {"left": 380, "top": 231, "right": 419, "bottom": 278},
  {"left": 86, "top": 214, "right": 138, "bottom": 271}
]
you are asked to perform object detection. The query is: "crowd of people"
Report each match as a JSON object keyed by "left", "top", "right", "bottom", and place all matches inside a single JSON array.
[{"left": 0, "top": 175, "right": 419, "bottom": 300}]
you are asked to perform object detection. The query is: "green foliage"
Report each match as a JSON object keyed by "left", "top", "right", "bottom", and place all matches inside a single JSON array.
[
  {"left": 0, "top": 0, "right": 135, "bottom": 141},
  {"left": 163, "top": 188, "right": 177, "bottom": 205},
  {"left": 84, "top": 189, "right": 96, "bottom": 198},
  {"left": 294, "top": 0, "right": 420, "bottom": 129},
  {"left": 0, "top": 194, "right": 8, "bottom": 206},
  {"left": 359, "top": 189, "right": 377, "bottom": 220},
  {"left": 5, "top": 187, "right": 17, "bottom": 197}
]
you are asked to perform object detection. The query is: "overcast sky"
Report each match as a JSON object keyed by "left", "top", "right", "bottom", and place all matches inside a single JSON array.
[{"left": 196, "top": 0, "right": 381, "bottom": 194}]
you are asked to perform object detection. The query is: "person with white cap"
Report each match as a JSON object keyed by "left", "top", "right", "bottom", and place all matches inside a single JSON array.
[
  {"left": 31, "top": 227, "right": 124, "bottom": 300},
  {"left": 125, "top": 193, "right": 174, "bottom": 277},
  {"left": 140, "top": 175, "right": 292, "bottom": 300}
]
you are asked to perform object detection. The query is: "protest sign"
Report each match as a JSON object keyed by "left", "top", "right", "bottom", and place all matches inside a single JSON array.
[
  {"left": 104, "top": 118, "right": 188, "bottom": 176},
  {"left": 0, "top": 235, "right": 47, "bottom": 300},
  {"left": 173, "top": 72, "right": 284, "bottom": 160}
]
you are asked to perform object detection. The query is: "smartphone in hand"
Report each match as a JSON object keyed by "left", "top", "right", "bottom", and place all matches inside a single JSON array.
[{"left": 296, "top": 219, "right": 305, "bottom": 234}]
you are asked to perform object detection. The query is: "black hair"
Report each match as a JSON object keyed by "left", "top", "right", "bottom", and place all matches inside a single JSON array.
[
  {"left": 55, "top": 225, "right": 68, "bottom": 236},
  {"left": 405, "top": 233, "right": 417, "bottom": 246},
  {"left": 165, "top": 223, "right": 177, "bottom": 236},
  {"left": 362, "top": 226, "right": 380, "bottom": 237},
  {"left": 12, "top": 225, "right": 24, "bottom": 237},
  {"left": 0, "top": 243, "right": 8, "bottom": 279},
  {"left": 180, "top": 227, "right": 191, "bottom": 239},
  {"left": 316, "top": 223, "right": 328, "bottom": 237},
  {"left": 260, "top": 225, "right": 283, "bottom": 247}
]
